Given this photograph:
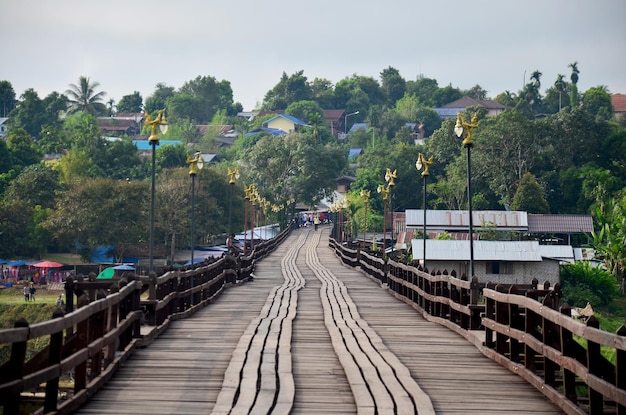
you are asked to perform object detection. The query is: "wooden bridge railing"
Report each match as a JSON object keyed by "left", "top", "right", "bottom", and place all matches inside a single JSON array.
[
  {"left": 0, "top": 224, "right": 292, "bottom": 415},
  {"left": 329, "top": 237, "right": 626, "bottom": 415}
]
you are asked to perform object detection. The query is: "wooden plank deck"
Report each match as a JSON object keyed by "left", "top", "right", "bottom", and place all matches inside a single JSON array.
[{"left": 72, "top": 226, "right": 564, "bottom": 414}]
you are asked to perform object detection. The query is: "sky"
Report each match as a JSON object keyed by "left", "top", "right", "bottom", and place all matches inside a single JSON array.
[{"left": 2, "top": 0, "right": 625, "bottom": 111}]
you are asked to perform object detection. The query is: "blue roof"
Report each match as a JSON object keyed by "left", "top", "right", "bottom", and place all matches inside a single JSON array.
[
  {"left": 434, "top": 108, "right": 462, "bottom": 119},
  {"left": 132, "top": 140, "right": 183, "bottom": 151},
  {"left": 263, "top": 114, "right": 307, "bottom": 126},
  {"left": 246, "top": 127, "right": 286, "bottom": 136}
]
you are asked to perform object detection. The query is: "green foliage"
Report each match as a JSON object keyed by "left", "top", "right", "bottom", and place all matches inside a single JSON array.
[
  {"left": 561, "top": 262, "right": 619, "bottom": 307},
  {"left": 117, "top": 91, "right": 143, "bottom": 113},
  {"left": 65, "top": 76, "right": 107, "bottom": 115},
  {"left": 510, "top": 172, "right": 550, "bottom": 213}
]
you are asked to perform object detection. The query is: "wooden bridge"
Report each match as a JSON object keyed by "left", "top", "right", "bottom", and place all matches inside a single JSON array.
[{"left": 2, "top": 225, "right": 625, "bottom": 414}]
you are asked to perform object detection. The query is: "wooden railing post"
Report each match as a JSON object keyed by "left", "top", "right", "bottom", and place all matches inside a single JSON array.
[
  {"left": 44, "top": 308, "right": 65, "bottom": 412},
  {"left": 74, "top": 293, "right": 90, "bottom": 393},
  {"left": 586, "top": 315, "right": 604, "bottom": 414},
  {"left": 2, "top": 317, "right": 29, "bottom": 415},
  {"left": 559, "top": 303, "right": 578, "bottom": 404},
  {"left": 616, "top": 324, "right": 626, "bottom": 415}
]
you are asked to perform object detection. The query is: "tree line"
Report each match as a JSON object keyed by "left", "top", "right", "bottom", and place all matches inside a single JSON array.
[{"left": 0, "top": 63, "right": 623, "bottom": 281}]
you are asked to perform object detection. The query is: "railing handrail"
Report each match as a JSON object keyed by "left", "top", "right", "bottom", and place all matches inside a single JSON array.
[
  {"left": 329, "top": 237, "right": 626, "bottom": 415},
  {"left": 0, "top": 223, "right": 294, "bottom": 415}
]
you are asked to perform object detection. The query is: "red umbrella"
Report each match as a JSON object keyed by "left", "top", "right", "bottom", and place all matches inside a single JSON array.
[{"left": 33, "top": 260, "right": 64, "bottom": 268}]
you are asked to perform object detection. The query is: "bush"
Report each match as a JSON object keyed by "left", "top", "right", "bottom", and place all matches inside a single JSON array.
[{"left": 561, "top": 261, "right": 619, "bottom": 307}]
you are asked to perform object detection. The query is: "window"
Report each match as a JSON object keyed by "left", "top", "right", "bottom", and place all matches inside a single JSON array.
[{"left": 486, "top": 261, "right": 512, "bottom": 274}]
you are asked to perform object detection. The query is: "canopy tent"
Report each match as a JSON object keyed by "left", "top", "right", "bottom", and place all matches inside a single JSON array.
[
  {"left": 112, "top": 264, "right": 135, "bottom": 271},
  {"left": 96, "top": 267, "right": 115, "bottom": 279},
  {"left": 8, "top": 260, "right": 26, "bottom": 267},
  {"left": 33, "top": 260, "right": 64, "bottom": 268}
]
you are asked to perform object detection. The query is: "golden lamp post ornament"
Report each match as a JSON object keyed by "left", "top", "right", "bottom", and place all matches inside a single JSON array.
[
  {"left": 227, "top": 167, "right": 240, "bottom": 235},
  {"left": 377, "top": 167, "right": 396, "bottom": 258},
  {"left": 416, "top": 153, "right": 434, "bottom": 270},
  {"left": 144, "top": 109, "right": 168, "bottom": 143},
  {"left": 144, "top": 109, "right": 168, "bottom": 273},
  {"left": 454, "top": 113, "right": 479, "bottom": 278},
  {"left": 186, "top": 151, "right": 203, "bottom": 273}
]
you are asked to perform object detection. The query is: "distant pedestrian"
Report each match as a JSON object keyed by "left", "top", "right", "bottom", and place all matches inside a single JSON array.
[
  {"left": 24, "top": 285, "right": 30, "bottom": 301},
  {"left": 56, "top": 294, "right": 64, "bottom": 307},
  {"left": 29, "top": 283, "right": 36, "bottom": 301},
  {"left": 314, "top": 215, "right": 320, "bottom": 231}
]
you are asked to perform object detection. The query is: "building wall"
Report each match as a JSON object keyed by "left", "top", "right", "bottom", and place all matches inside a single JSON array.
[
  {"left": 266, "top": 118, "right": 295, "bottom": 133},
  {"left": 427, "top": 259, "right": 559, "bottom": 286}
]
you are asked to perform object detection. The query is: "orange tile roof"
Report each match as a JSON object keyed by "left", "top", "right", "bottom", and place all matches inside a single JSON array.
[{"left": 611, "top": 94, "right": 626, "bottom": 112}]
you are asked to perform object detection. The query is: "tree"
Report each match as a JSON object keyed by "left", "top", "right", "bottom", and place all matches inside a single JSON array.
[
  {"left": 44, "top": 178, "right": 149, "bottom": 262},
  {"left": 3, "top": 164, "right": 59, "bottom": 209},
  {"left": 569, "top": 61, "right": 580, "bottom": 108},
  {"left": 117, "top": 91, "right": 143, "bottom": 113},
  {"left": 590, "top": 192, "right": 626, "bottom": 287},
  {"left": 582, "top": 86, "right": 613, "bottom": 121},
  {"left": 65, "top": 76, "right": 107, "bottom": 115},
  {"left": 405, "top": 77, "right": 439, "bottom": 107},
  {"left": 285, "top": 100, "right": 324, "bottom": 124},
  {"left": 554, "top": 74, "right": 567, "bottom": 111},
  {"left": 263, "top": 70, "right": 312, "bottom": 110},
  {"left": 510, "top": 172, "right": 550, "bottom": 213},
  {"left": 6, "top": 127, "right": 42, "bottom": 170},
  {"left": 465, "top": 84, "right": 488, "bottom": 101},
  {"left": 8, "top": 89, "right": 46, "bottom": 137},
  {"left": 0, "top": 80, "right": 17, "bottom": 117},
  {"left": 380, "top": 66, "right": 406, "bottom": 106},
  {"left": 145, "top": 83, "right": 175, "bottom": 114}
]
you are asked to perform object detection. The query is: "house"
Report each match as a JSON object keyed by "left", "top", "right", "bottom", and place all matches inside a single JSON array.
[
  {"left": 336, "top": 175, "right": 355, "bottom": 194},
  {"left": 402, "top": 209, "right": 595, "bottom": 285},
  {"left": 0, "top": 117, "right": 8, "bottom": 138},
  {"left": 410, "top": 239, "right": 560, "bottom": 285},
  {"left": 435, "top": 96, "right": 507, "bottom": 119},
  {"left": 97, "top": 113, "right": 144, "bottom": 137},
  {"left": 611, "top": 93, "right": 626, "bottom": 121},
  {"left": 257, "top": 109, "right": 353, "bottom": 138},
  {"left": 263, "top": 114, "right": 307, "bottom": 134}
]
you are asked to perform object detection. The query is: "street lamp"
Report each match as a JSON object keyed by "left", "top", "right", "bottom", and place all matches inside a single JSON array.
[
  {"left": 186, "top": 151, "right": 203, "bottom": 267},
  {"left": 416, "top": 153, "right": 434, "bottom": 270},
  {"left": 455, "top": 113, "right": 479, "bottom": 278},
  {"left": 144, "top": 109, "right": 168, "bottom": 273},
  {"left": 344, "top": 110, "right": 360, "bottom": 134},
  {"left": 360, "top": 189, "right": 370, "bottom": 249},
  {"left": 377, "top": 168, "right": 396, "bottom": 258},
  {"left": 227, "top": 167, "right": 240, "bottom": 235}
]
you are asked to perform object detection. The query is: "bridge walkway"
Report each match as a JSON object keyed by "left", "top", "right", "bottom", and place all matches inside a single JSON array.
[{"left": 72, "top": 226, "right": 564, "bottom": 414}]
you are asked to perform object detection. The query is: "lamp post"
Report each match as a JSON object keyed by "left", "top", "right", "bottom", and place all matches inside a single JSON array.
[
  {"left": 344, "top": 110, "right": 360, "bottom": 134},
  {"left": 144, "top": 109, "right": 168, "bottom": 273},
  {"left": 377, "top": 168, "right": 396, "bottom": 258},
  {"left": 186, "top": 151, "right": 203, "bottom": 267},
  {"left": 455, "top": 113, "right": 479, "bottom": 278},
  {"left": 360, "top": 189, "right": 370, "bottom": 249},
  {"left": 227, "top": 167, "right": 240, "bottom": 235},
  {"left": 416, "top": 153, "right": 434, "bottom": 270}
]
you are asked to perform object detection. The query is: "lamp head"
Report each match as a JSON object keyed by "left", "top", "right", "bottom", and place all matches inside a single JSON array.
[
  {"left": 454, "top": 115, "right": 464, "bottom": 138},
  {"left": 416, "top": 153, "right": 423, "bottom": 171},
  {"left": 195, "top": 152, "right": 203, "bottom": 170}
]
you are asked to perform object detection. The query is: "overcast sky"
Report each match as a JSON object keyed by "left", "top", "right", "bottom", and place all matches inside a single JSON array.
[{"left": 2, "top": 0, "right": 625, "bottom": 111}]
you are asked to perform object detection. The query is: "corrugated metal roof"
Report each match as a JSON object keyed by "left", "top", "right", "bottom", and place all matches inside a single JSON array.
[
  {"left": 527, "top": 214, "right": 593, "bottom": 233},
  {"left": 406, "top": 210, "right": 528, "bottom": 230},
  {"left": 411, "top": 240, "right": 543, "bottom": 261},
  {"left": 538, "top": 245, "right": 574, "bottom": 260}
]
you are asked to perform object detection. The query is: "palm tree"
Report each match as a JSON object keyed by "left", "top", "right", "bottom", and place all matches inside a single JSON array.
[
  {"left": 65, "top": 76, "right": 107, "bottom": 115},
  {"left": 569, "top": 62, "right": 580, "bottom": 108},
  {"left": 554, "top": 74, "right": 566, "bottom": 111},
  {"left": 568, "top": 61, "right": 579, "bottom": 85}
]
